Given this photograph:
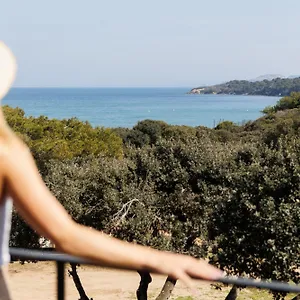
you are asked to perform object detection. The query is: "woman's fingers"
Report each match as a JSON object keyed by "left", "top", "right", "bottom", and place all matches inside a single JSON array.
[
  {"left": 170, "top": 258, "right": 224, "bottom": 296},
  {"left": 173, "top": 270, "right": 198, "bottom": 296},
  {"left": 188, "top": 259, "right": 224, "bottom": 281}
]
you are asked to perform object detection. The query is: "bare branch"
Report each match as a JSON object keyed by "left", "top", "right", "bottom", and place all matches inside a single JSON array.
[{"left": 111, "top": 199, "right": 141, "bottom": 226}]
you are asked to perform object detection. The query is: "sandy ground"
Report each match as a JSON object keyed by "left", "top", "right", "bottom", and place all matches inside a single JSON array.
[{"left": 6, "top": 261, "right": 238, "bottom": 300}]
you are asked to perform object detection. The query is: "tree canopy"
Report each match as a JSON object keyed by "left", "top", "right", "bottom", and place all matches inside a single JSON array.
[{"left": 6, "top": 92, "right": 300, "bottom": 299}]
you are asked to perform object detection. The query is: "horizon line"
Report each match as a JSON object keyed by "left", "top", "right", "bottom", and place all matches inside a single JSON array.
[{"left": 12, "top": 86, "right": 195, "bottom": 89}]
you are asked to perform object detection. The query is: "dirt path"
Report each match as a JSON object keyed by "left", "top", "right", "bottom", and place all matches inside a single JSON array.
[
  {"left": 6, "top": 262, "right": 233, "bottom": 300},
  {"left": 6, "top": 262, "right": 279, "bottom": 300}
]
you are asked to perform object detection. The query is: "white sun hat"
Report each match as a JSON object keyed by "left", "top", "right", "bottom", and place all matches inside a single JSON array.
[{"left": 0, "top": 41, "right": 17, "bottom": 101}]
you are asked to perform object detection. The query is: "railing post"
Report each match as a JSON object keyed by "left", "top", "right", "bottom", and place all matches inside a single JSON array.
[{"left": 57, "top": 261, "right": 65, "bottom": 300}]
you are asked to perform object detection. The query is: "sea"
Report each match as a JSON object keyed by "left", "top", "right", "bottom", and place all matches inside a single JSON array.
[{"left": 3, "top": 88, "right": 280, "bottom": 128}]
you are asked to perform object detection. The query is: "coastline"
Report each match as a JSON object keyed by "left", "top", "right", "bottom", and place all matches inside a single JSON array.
[{"left": 187, "top": 91, "right": 282, "bottom": 97}]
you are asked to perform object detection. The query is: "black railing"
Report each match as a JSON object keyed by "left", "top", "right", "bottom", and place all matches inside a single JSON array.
[
  {"left": 9, "top": 248, "right": 300, "bottom": 299},
  {"left": 10, "top": 248, "right": 91, "bottom": 300}
]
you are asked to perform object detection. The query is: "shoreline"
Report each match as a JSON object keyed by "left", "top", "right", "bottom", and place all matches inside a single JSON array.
[{"left": 186, "top": 92, "right": 281, "bottom": 97}]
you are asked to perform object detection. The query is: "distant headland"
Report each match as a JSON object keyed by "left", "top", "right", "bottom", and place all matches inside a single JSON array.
[{"left": 188, "top": 75, "right": 300, "bottom": 96}]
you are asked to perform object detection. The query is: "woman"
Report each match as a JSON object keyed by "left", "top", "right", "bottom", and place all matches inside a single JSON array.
[{"left": 0, "top": 41, "right": 222, "bottom": 298}]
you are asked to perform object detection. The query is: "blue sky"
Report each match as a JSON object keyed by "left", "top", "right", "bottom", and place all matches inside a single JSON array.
[{"left": 1, "top": 0, "right": 299, "bottom": 87}]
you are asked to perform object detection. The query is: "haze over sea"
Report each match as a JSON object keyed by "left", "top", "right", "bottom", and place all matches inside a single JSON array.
[{"left": 3, "top": 88, "right": 279, "bottom": 128}]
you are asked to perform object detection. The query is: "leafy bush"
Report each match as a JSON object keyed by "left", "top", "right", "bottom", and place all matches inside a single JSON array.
[
  {"left": 210, "top": 138, "right": 300, "bottom": 299},
  {"left": 6, "top": 97, "right": 300, "bottom": 299}
]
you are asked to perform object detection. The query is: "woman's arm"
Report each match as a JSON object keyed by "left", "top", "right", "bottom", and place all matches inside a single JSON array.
[{"left": 2, "top": 135, "right": 222, "bottom": 287}]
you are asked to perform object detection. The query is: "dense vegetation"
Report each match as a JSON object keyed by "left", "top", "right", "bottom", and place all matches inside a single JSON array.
[
  {"left": 188, "top": 77, "right": 300, "bottom": 96},
  {"left": 4, "top": 92, "right": 300, "bottom": 300}
]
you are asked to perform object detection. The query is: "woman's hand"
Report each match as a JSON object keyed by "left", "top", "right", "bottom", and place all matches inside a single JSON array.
[{"left": 148, "top": 251, "right": 223, "bottom": 291}]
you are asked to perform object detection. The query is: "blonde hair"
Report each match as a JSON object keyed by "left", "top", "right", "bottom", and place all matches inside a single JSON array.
[{"left": 0, "top": 42, "right": 17, "bottom": 140}]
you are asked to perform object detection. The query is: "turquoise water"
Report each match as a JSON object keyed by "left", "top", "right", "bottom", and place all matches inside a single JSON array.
[{"left": 3, "top": 88, "right": 280, "bottom": 128}]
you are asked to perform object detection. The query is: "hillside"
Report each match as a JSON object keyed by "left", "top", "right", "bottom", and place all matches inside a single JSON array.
[{"left": 188, "top": 77, "right": 300, "bottom": 96}]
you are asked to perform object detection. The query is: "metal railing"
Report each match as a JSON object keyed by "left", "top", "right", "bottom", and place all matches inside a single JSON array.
[{"left": 9, "top": 248, "right": 300, "bottom": 299}]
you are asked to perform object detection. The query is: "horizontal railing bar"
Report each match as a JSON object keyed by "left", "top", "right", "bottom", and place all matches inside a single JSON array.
[
  {"left": 219, "top": 277, "right": 300, "bottom": 293},
  {"left": 10, "top": 248, "right": 90, "bottom": 265},
  {"left": 9, "top": 248, "right": 300, "bottom": 294}
]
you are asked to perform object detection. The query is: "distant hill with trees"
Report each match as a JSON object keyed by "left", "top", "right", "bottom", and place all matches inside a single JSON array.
[{"left": 188, "top": 77, "right": 300, "bottom": 96}]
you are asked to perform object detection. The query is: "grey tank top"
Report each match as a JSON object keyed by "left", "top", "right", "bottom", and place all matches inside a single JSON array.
[{"left": 0, "top": 197, "right": 12, "bottom": 265}]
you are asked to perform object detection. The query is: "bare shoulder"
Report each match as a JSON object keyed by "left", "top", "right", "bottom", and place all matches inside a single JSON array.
[
  {"left": 0, "top": 134, "right": 29, "bottom": 174},
  {"left": 4, "top": 134, "right": 29, "bottom": 156},
  {"left": 0, "top": 136, "right": 10, "bottom": 165}
]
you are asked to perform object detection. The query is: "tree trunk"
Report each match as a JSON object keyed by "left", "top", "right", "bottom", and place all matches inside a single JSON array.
[
  {"left": 225, "top": 285, "right": 239, "bottom": 300},
  {"left": 155, "top": 277, "right": 177, "bottom": 300},
  {"left": 291, "top": 295, "right": 300, "bottom": 300},
  {"left": 68, "top": 263, "right": 92, "bottom": 300},
  {"left": 136, "top": 271, "right": 152, "bottom": 300}
]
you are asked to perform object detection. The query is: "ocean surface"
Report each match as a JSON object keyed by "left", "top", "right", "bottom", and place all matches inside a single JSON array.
[{"left": 3, "top": 88, "right": 280, "bottom": 128}]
